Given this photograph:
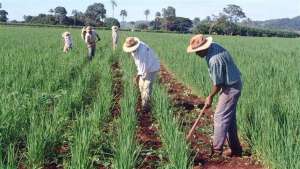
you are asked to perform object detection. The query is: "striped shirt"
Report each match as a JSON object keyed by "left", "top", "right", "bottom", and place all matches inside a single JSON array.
[{"left": 205, "top": 43, "right": 241, "bottom": 86}]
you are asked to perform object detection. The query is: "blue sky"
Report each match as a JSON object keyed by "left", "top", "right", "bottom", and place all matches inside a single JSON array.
[{"left": 1, "top": 0, "right": 300, "bottom": 21}]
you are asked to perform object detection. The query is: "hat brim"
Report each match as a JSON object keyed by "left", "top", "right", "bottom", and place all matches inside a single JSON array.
[
  {"left": 187, "top": 37, "right": 213, "bottom": 53},
  {"left": 123, "top": 38, "right": 141, "bottom": 53}
]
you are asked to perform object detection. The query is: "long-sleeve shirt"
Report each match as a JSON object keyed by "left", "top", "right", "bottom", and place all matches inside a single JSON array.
[
  {"left": 131, "top": 42, "right": 160, "bottom": 77},
  {"left": 112, "top": 31, "right": 119, "bottom": 44},
  {"left": 205, "top": 43, "right": 241, "bottom": 86}
]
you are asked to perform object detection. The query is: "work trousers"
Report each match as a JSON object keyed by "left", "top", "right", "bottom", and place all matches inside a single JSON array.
[{"left": 213, "top": 80, "right": 243, "bottom": 151}]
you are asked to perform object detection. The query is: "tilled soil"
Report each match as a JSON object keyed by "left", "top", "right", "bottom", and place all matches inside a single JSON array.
[
  {"left": 98, "top": 61, "right": 124, "bottom": 169},
  {"left": 111, "top": 62, "right": 123, "bottom": 118},
  {"left": 159, "top": 64, "right": 263, "bottom": 169},
  {"left": 136, "top": 96, "right": 163, "bottom": 169}
]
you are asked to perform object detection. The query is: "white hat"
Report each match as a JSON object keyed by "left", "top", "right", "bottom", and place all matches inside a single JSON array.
[
  {"left": 112, "top": 26, "right": 119, "bottom": 31},
  {"left": 123, "top": 37, "right": 141, "bottom": 53}
]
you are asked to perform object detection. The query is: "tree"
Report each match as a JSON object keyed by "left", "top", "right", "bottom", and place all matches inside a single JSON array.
[
  {"left": 111, "top": 0, "right": 117, "bottom": 18},
  {"left": 129, "top": 21, "right": 135, "bottom": 29},
  {"left": 223, "top": 4, "right": 246, "bottom": 23},
  {"left": 72, "top": 10, "right": 80, "bottom": 25},
  {"left": 49, "top": 9, "right": 54, "bottom": 15},
  {"left": 54, "top": 6, "right": 67, "bottom": 24},
  {"left": 136, "top": 23, "right": 148, "bottom": 30},
  {"left": 155, "top": 12, "right": 161, "bottom": 18},
  {"left": 162, "top": 6, "right": 176, "bottom": 18},
  {"left": 120, "top": 9, "right": 127, "bottom": 22},
  {"left": 85, "top": 3, "right": 106, "bottom": 25},
  {"left": 163, "top": 17, "right": 193, "bottom": 32},
  {"left": 24, "top": 15, "right": 33, "bottom": 22},
  {"left": 193, "top": 17, "right": 200, "bottom": 26},
  {"left": 0, "top": 9, "right": 8, "bottom": 22},
  {"left": 151, "top": 12, "right": 162, "bottom": 30},
  {"left": 0, "top": 2, "right": 2, "bottom": 9},
  {"left": 104, "top": 17, "right": 120, "bottom": 28},
  {"left": 144, "top": 9, "right": 150, "bottom": 21}
]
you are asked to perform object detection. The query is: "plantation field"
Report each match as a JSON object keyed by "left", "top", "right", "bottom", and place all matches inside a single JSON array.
[{"left": 0, "top": 26, "right": 299, "bottom": 169}]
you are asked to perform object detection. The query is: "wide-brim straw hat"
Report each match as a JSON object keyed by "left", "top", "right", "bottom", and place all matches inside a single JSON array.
[
  {"left": 62, "top": 31, "right": 71, "bottom": 37},
  {"left": 187, "top": 34, "right": 213, "bottom": 53},
  {"left": 86, "top": 26, "right": 93, "bottom": 31},
  {"left": 112, "top": 26, "right": 119, "bottom": 31},
  {"left": 123, "top": 37, "right": 141, "bottom": 53}
]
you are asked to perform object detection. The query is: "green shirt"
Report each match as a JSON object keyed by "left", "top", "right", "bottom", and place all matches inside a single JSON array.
[{"left": 205, "top": 43, "right": 241, "bottom": 86}]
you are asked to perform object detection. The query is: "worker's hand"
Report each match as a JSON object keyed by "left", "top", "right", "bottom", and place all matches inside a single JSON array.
[
  {"left": 205, "top": 95, "right": 213, "bottom": 108},
  {"left": 134, "top": 75, "right": 140, "bottom": 86}
]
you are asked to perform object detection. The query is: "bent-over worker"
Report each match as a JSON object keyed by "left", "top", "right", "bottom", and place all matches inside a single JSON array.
[
  {"left": 187, "top": 34, "right": 243, "bottom": 157},
  {"left": 123, "top": 37, "right": 160, "bottom": 111}
]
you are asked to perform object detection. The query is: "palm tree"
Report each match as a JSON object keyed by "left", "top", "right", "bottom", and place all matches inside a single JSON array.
[
  {"left": 111, "top": 0, "right": 117, "bottom": 18},
  {"left": 144, "top": 9, "right": 150, "bottom": 21},
  {"left": 155, "top": 12, "right": 161, "bottom": 18},
  {"left": 72, "top": 10, "right": 79, "bottom": 26},
  {"left": 120, "top": 9, "right": 127, "bottom": 22}
]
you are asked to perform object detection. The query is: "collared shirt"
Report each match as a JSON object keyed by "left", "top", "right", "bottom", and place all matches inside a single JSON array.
[
  {"left": 205, "top": 43, "right": 241, "bottom": 86},
  {"left": 131, "top": 42, "right": 160, "bottom": 77},
  {"left": 85, "top": 31, "right": 99, "bottom": 48}
]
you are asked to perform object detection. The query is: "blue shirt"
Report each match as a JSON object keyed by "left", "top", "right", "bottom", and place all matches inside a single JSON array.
[{"left": 205, "top": 43, "right": 241, "bottom": 86}]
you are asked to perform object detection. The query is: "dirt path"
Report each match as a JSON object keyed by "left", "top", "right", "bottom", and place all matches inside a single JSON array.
[
  {"left": 111, "top": 62, "right": 123, "bottom": 118},
  {"left": 135, "top": 92, "right": 163, "bottom": 168},
  {"left": 159, "top": 64, "right": 263, "bottom": 169},
  {"left": 98, "top": 61, "right": 123, "bottom": 169}
]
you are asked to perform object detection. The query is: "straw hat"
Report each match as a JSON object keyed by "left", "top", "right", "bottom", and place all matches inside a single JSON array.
[
  {"left": 123, "top": 37, "right": 141, "bottom": 53},
  {"left": 86, "top": 26, "right": 93, "bottom": 31},
  {"left": 62, "top": 31, "right": 71, "bottom": 37},
  {"left": 187, "top": 34, "right": 213, "bottom": 53},
  {"left": 112, "top": 26, "right": 119, "bottom": 31}
]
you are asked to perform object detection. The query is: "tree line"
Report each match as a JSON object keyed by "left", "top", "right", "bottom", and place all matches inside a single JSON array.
[{"left": 0, "top": 2, "right": 299, "bottom": 38}]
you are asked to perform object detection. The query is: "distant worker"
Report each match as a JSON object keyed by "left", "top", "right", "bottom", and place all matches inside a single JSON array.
[
  {"left": 111, "top": 26, "right": 119, "bottom": 50},
  {"left": 81, "top": 26, "right": 87, "bottom": 40},
  {"left": 84, "top": 26, "right": 101, "bottom": 61},
  {"left": 187, "top": 34, "right": 243, "bottom": 157},
  {"left": 62, "top": 32, "right": 72, "bottom": 53},
  {"left": 123, "top": 37, "right": 160, "bottom": 111}
]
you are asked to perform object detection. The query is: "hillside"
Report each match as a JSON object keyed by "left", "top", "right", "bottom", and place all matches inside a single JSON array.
[{"left": 252, "top": 16, "right": 300, "bottom": 31}]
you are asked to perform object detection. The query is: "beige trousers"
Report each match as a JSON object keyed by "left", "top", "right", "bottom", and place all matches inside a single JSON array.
[{"left": 138, "top": 71, "right": 157, "bottom": 108}]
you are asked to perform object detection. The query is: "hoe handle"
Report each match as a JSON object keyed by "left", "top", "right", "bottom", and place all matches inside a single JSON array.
[{"left": 186, "top": 105, "right": 208, "bottom": 140}]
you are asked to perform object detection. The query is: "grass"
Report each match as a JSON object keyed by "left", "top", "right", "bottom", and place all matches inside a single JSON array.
[{"left": 0, "top": 25, "right": 299, "bottom": 169}]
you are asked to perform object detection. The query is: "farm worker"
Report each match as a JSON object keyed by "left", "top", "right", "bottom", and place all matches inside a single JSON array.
[
  {"left": 123, "top": 37, "right": 160, "bottom": 111},
  {"left": 111, "top": 25, "right": 119, "bottom": 50},
  {"left": 81, "top": 26, "right": 87, "bottom": 40},
  {"left": 85, "top": 26, "right": 101, "bottom": 61},
  {"left": 62, "top": 32, "right": 72, "bottom": 53},
  {"left": 187, "top": 34, "right": 243, "bottom": 157}
]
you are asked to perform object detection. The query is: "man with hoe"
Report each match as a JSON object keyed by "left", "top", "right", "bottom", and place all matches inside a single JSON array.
[
  {"left": 187, "top": 34, "right": 243, "bottom": 157},
  {"left": 123, "top": 37, "right": 160, "bottom": 112}
]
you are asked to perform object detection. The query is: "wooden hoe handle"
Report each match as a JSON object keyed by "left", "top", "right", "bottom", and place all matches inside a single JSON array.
[{"left": 186, "top": 105, "right": 208, "bottom": 140}]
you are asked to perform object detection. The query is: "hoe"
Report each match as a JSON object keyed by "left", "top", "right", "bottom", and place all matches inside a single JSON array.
[{"left": 186, "top": 104, "right": 208, "bottom": 140}]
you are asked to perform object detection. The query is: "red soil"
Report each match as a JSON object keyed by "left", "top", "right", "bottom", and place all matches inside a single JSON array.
[
  {"left": 111, "top": 62, "right": 123, "bottom": 117},
  {"left": 159, "top": 64, "right": 263, "bottom": 169},
  {"left": 136, "top": 97, "right": 163, "bottom": 169}
]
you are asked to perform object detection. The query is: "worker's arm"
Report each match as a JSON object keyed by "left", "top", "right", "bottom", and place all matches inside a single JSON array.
[
  {"left": 96, "top": 33, "right": 101, "bottom": 41},
  {"left": 205, "top": 84, "right": 221, "bottom": 107}
]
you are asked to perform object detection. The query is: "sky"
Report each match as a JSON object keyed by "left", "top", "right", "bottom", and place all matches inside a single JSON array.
[{"left": 1, "top": 0, "right": 300, "bottom": 22}]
